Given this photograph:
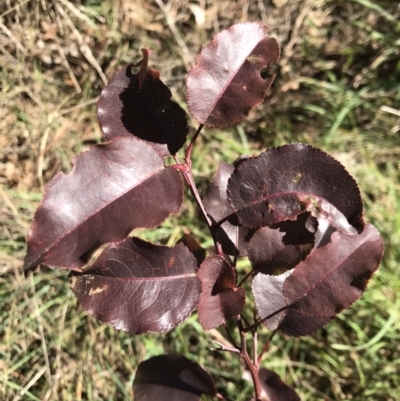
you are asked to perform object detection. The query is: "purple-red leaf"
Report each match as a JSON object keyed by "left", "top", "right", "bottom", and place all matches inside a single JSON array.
[
  {"left": 70, "top": 237, "right": 200, "bottom": 334},
  {"left": 258, "top": 368, "right": 300, "bottom": 401},
  {"left": 228, "top": 143, "right": 364, "bottom": 232},
  {"left": 282, "top": 223, "right": 383, "bottom": 319},
  {"left": 197, "top": 255, "right": 245, "bottom": 330},
  {"left": 254, "top": 224, "right": 384, "bottom": 336},
  {"left": 178, "top": 231, "right": 206, "bottom": 267},
  {"left": 252, "top": 270, "right": 293, "bottom": 331},
  {"left": 248, "top": 212, "right": 316, "bottom": 275},
  {"left": 187, "top": 22, "right": 280, "bottom": 128},
  {"left": 24, "top": 136, "right": 183, "bottom": 273},
  {"left": 203, "top": 162, "right": 251, "bottom": 256},
  {"left": 98, "top": 49, "right": 188, "bottom": 157},
  {"left": 133, "top": 354, "right": 216, "bottom": 401}
]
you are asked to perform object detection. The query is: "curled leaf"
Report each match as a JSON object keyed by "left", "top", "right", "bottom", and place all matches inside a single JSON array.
[
  {"left": 98, "top": 49, "right": 188, "bottom": 156},
  {"left": 248, "top": 212, "right": 316, "bottom": 275},
  {"left": 197, "top": 255, "right": 245, "bottom": 330}
]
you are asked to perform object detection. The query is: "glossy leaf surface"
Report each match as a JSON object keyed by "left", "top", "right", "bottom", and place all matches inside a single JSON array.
[
  {"left": 258, "top": 368, "right": 300, "bottom": 401},
  {"left": 24, "top": 136, "right": 183, "bottom": 273},
  {"left": 228, "top": 143, "right": 364, "bottom": 232},
  {"left": 98, "top": 49, "right": 188, "bottom": 156},
  {"left": 197, "top": 255, "right": 245, "bottom": 330},
  {"left": 203, "top": 162, "right": 250, "bottom": 256},
  {"left": 133, "top": 354, "right": 216, "bottom": 401},
  {"left": 248, "top": 212, "right": 316, "bottom": 275},
  {"left": 252, "top": 270, "right": 293, "bottom": 331},
  {"left": 71, "top": 237, "right": 200, "bottom": 334},
  {"left": 254, "top": 224, "right": 384, "bottom": 336},
  {"left": 187, "top": 22, "right": 280, "bottom": 127}
]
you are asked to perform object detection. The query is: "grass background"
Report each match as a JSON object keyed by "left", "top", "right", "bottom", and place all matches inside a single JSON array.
[{"left": 1, "top": 0, "right": 399, "bottom": 400}]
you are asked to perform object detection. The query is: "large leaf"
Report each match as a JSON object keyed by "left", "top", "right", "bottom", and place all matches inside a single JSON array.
[
  {"left": 203, "top": 162, "right": 251, "bottom": 256},
  {"left": 248, "top": 212, "right": 316, "bottom": 275},
  {"left": 70, "top": 237, "right": 200, "bottom": 334},
  {"left": 97, "top": 49, "right": 188, "bottom": 157},
  {"left": 24, "top": 136, "right": 183, "bottom": 273},
  {"left": 228, "top": 143, "right": 364, "bottom": 232},
  {"left": 197, "top": 255, "right": 245, "bottom": 330},
  {"left": 258, "top": 368, "right": 300, "bottom": 401},
  {"left": 133, "top": 354, "right": 216, "bottom": 401},
  {"left": 187, "top": 22, "right": 280, "bottom": 127},
  {"left": 254, "top": 224, "right": 384, "bottom": 336}
]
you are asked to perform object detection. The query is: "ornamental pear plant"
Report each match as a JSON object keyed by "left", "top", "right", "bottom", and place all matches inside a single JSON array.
[{"left": 24, "top": 22, "right": 384, "bottom": 401}]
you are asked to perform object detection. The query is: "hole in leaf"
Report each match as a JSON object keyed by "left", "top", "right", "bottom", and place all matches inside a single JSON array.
[{"left": 260, "top": 63, "right": 278, "bottom": 80}]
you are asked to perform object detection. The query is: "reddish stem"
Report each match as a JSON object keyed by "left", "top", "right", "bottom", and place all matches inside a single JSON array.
[{"left": 173, "top": 124, "right": 224, "bottom": 256}]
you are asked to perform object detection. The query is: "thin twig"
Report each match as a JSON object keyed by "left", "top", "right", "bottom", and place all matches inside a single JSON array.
[
  {"left": 243, "top": 305, "right": 289, "bottom": 333},
  {"left": 210, "top": 340, "right": 240, "bottom": 354},
  {"left": 224, "top": 323, "right": 240, "bottom": 350},
  {"left": 173, "top": 124, "right": 224, "bottom": 256},
  {"left": 237, "top": 268, "right": 254, "bottom": 288}
]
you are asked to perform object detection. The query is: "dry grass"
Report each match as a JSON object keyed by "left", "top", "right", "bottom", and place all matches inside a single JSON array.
[{"left": 1, "top": 0, "right": 400, "bottom": 400}]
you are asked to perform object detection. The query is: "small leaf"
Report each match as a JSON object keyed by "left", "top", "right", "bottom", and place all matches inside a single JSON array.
[
  {"left": 178, "top": 231, "right": 207, "bottom": 267},
  {"left": 248, "top": 212, "right": 315, "bottom": 275},
  {"left": 24, "top": 136, "right": 183, "bottom": 273},
  {"left": 187, "top": 22, "right": 280, "bottom": 127},
  {"left": 258, "top": 368, "right": 300, "bottom": 401},
  {"left": 98, "top": 49, "right": 188, "bottom": 157},
  {"left": 252, "top": 270, "right": 293, "bottom": 331},
  {"left": 197, "top": 255, "right": 245, "bottom": 330},
  {"left": 133, "top": 354, "right": 216, "bottom": 401},
  {"left": 70, "top": 237, "right": 200, "bottom": 334},
  {"left": 203, "top": 162, "right": 251, "bottom": 256},
  {"left": 228, "top": 143, "right": 364, "bottom": 232}
]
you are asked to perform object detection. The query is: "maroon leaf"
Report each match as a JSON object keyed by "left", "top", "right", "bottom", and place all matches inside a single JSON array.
[
  {"left": 178, "top": 231, "right": 206, "bottom": 267},
  {"left": 252, "top": 270, "right": 293, "bottom": 331},
  {"left": 24, "top": 136, "right": 183, "bottom": 273},
  {"left": 197, "top": 255, "right": 245, "bottom": 330},
  {"left": 187, "top": 22, "right": 280, "bottom": 127},
  {"left": 203, "top": 162, "right": 251, "bottom": 256},
  {"left": 258, "top": 368, "right": 300, "bottom": 401},
  {"left": 255, "top": 224, "right": 383, "bottom": 336},
  {"left": 133, "top": 354, "right": 216, "bottom": 401},
  {"left": 228, "top": 143, "right": 364, "bottom": 232},
  {"left": 276, "top": 309, "right": 333, "bottom": 338},
  {"left": 98, "top": 49, "right": 188, "bottom": 157},
  {"left": 70, "top": 237, "right": 200, "bottom": 334},
  {"left": 248, "top": 212, "right": 316, "bottom": 275}
]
